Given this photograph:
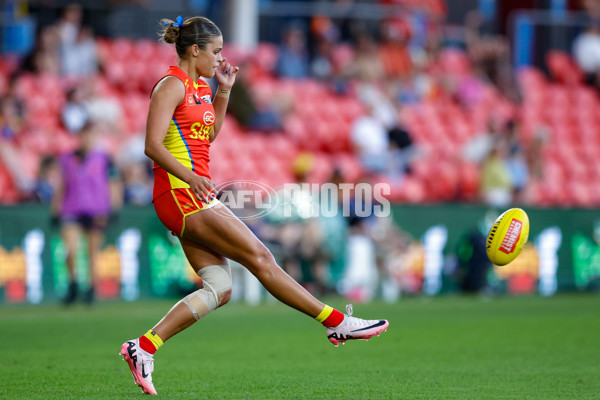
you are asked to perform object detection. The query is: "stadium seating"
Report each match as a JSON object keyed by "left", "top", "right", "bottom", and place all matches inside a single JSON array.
[
  {"left": 545, "top": 50, "right": 585, "bottom": 85},
  {"left": 1, "top": 39, "right": 599, "bottom": 208}
]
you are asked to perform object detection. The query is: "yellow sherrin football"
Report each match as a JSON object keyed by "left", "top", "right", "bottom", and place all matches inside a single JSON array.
[{"left": 486, "top": 208, "right": 530, "bottom": 266}]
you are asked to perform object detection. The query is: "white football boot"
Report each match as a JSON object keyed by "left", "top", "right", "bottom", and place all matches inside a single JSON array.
[
  {"left": 326, "top": 304, "right": 389, "bottom": 347},
  {"left": 120, "top": 339, "right": 157, "bottom": 395}
]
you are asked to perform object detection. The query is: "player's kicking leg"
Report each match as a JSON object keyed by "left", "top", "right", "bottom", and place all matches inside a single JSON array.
[{"left": 184, "top": 205, "right": 390, "bottom": 347}]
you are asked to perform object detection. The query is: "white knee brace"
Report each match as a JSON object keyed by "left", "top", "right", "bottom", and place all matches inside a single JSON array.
[{"left": 182, "top": 265, "right": 232, "bottom": 320}]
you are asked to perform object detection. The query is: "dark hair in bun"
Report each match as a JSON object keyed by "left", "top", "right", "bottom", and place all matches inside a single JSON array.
[{"left": 160, "top": 16, "right": 222, "bottom": 58}]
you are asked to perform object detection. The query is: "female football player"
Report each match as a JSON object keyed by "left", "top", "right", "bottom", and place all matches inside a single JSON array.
[{"left": 120, "top": 15, "right": 388, "bottom": 395}]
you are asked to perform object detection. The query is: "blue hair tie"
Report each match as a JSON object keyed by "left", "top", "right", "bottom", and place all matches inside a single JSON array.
[{"left": 164, "top": 15, "right": 183, "bottom": 27}]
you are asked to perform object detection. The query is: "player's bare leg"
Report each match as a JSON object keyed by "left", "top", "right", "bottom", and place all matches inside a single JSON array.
[
  {"left": 120, "top": 235, "right": 233, "bottom": 395},
  {"left": 183, "top": 203, "right": 325, "bottom": 317},
  {"left": 85, "top": 228, "right": 104, "bottom": 304},
  {"left": 151, "top": 238, "right": 230, "bottom": 341},
  {"left": 183, "top": 202, "right": 389, "bottom": 345},
  {"left": 61, "top": 223, "right": 80, "bottom": 304}
]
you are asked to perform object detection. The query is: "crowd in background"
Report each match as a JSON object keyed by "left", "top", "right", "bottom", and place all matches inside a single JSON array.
[
  {"left": 2, "top": 2, "right": 599, "bottom": 206},
  {"left": 1, "top": 0, "right": 600, "bottom": 298}
]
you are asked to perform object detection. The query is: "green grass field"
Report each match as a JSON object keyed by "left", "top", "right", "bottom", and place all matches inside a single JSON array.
[{"left": 1, "top": 294, "right": 599, "bottom": 399}]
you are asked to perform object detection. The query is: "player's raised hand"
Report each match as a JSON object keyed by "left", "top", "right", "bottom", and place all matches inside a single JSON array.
[{"left": 215, "top": 57, "right": 239, "bottom": 88}]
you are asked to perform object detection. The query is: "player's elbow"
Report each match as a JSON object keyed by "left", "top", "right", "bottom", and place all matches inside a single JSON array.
[{"left": 144, "top": 141, "right": 160, "bottom": 160}]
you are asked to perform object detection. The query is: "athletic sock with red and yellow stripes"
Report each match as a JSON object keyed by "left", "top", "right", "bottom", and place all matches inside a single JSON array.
[
  {"left": 138, "top": 329, "right": 163, "bottom": 355},
  {"left": 315, "top": 305, "right": 345, "bottom": 328}
]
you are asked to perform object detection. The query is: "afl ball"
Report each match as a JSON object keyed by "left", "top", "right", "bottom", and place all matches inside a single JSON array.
[{"left": 486, "top": 208, "right": 530, "bottom": 266}]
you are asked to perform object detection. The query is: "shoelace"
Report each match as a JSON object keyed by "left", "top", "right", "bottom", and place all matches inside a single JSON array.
[{"left": 345, "top": 304, "right": 374, "bottom": 328}]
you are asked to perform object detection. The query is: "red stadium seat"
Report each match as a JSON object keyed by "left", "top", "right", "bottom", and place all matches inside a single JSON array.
[
  {"left": 546, "top": 50, "right": 584, "bottom": 85},
  {"left": 396, "top": 176, "right": 427, "bottom": 204},
  {"left": 135, "top": 39, "right": 160, "bottom": 63},
  {"left": 457, "top": 161, "right": 480, "bottom": 202},
  {"left": 269, "top": 135, "right": 299, "bottom": 161},
  {"left": 303, "top": 153, "right": 333, "bottom": 184},
  {"left": 428, "top": 160, "right": 459, "bottom": 201},
  {"left": 439, "top": 48, "right": 471, "bottom": 77},
  {"left": 110, "top": 38, "right": 135, "bottom": 61},
  {"left": 251, "top": 42, "right": 279, "bottom": 77},
  {"left": 517, "top": 66, "right": 548, "bottom": 91},
  {"left": 0, "top": 161, "right": 20, "bottom": 203},
  {"left": 332, "top": 153, "right": 365, "bottom": 183}
]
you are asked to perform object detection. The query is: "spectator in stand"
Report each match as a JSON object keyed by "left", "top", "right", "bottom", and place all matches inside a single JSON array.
[
  {"left": 464, "top": 10, "right": 519, "bottom": 102},
  {"left": 582, "top": 0, "right": 600, "bottom": 17},
  {"left": 276, "top": 23, "right": 310, "bottom": 79},
  {"left": 572, "top": 20, "right": 600, "bottom": 91},
  {"left": 227, "top": 59, "right": 285, "bottom": 132},
  {"left": 61, "top": 25, "right": 100, "bottom": 78},
  {"left": 56, "top": 3, "right": 82, "bottom": 46},
  {"left": 51, "top": 122, "right": 122, "bottom": 305},
  {"left": 53, "top": 3, "right": 100, "bottom": 79},
  {"left": 378, "top": 17, "right": 413, "bottom": 82},
  {"left": 308, "top": 15, "right": 339, "bottom": 82},
  {"left": 21, "top": 25, "right": 61, "bottom": 75},
  {"left": 395, "top": 43, "right": 438, "bottom": 104},
  {"left": 61, "top": 79, "right": 123, "bottom": 150},
  {"left": 0, "top": 79, "right": 24, "bottom": 141},
  {"left": 350, "top": 103, "right": 390, "bottom": 175},
  {"left": 361, "top": 84, "right": 399, "bottom": 131},
  {"left": 62, "top": 85, "right": 89, "bottom": 134},
  {"left": 121, "top": 161, "right": 153, "bottom": 205},
  {"left": 116, "top": 134, "right": 153, "bottom": 206},
  {"left": 344, "top": 32, "right": 386, "bottom": 84},
  {"left": 506, "top": 147, "right": 529, "bottom": 204},
  {"left": 78, "top": 79, "right": 125, "bottom": 151},
  {"left": 480, "top": 142, "right": 513, "bottom": 207},
  {"left": 462, "top": 117, "right": 501, "bottom": 164},
  {"left": 526, "top": 124, "right": 549, "bottom": 182},
  {"left": 0, "top": 95, "right": 34, "bottom": 196},
  {"left": 504, "top": 120, "right": 529, "bottom": 202},
  {"left": 343, "top": 31, "right": 403, "bottom": 141},
  {"left": 33, "top": 156, "right": 59, "bottom": 204},
  {"left": 388, "top": 122, "right": 417, "bottom": 175},
  {"left": 309, "top": 36, "right": 335, "bottom": 82}
]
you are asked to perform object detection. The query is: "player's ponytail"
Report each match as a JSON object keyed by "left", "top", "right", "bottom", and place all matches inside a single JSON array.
[
  {"left": 161, "top": 17, "right": 181, "bottom": 44},
  {"left": 159, "top": 15, "right": 221, "bottom": 58}
]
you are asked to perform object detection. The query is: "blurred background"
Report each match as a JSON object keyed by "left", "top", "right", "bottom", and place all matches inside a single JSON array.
[{"left": 0, "top": 0, "right": 599, "bottom": 305}]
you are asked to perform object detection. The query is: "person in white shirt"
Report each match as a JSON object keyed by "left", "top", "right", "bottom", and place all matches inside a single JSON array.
[{"left": 573, "top": 21, "right": 600, "bottom": 89}]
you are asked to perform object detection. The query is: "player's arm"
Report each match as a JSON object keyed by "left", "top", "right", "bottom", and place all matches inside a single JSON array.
[
  {"left": 210, "top": 59, "right": 239, "bottom": 142},
  {"left": 145, "top": 76, "right": 215, "bottom": 204}
]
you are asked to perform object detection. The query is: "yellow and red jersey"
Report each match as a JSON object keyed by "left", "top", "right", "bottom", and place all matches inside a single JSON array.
[{"left": 151, "top": 66, "right": 216, "bottom": 200}]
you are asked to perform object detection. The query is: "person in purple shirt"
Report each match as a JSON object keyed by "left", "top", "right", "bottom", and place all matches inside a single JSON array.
[{"left": 51, "top": 122, "right": 122, "bottom": 304}]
